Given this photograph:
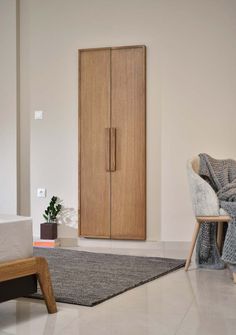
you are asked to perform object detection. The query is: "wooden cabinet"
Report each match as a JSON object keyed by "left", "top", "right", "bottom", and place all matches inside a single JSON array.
[{"left": 79, "top": 46, "right": 146, "bottom": 240}]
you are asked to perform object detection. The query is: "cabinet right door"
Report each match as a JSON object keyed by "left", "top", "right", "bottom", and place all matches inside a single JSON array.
[{"left": 111, "top": 46, "right": 146, "bottom": 240}]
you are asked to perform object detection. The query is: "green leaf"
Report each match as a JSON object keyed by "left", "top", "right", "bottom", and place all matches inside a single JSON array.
[
  {"left": 43, "top": 195, "right": 63, "bottom": 222},
  {"left": 43, "top": 214, "right": 48, "bottom": 221}
]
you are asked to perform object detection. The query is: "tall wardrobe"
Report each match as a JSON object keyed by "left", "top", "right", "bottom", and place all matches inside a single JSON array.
[{"left": 79, "top": 45, "right": 146, "bottom": 240}]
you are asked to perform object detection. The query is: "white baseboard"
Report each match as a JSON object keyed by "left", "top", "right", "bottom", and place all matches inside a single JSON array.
[
  {"left": 58, "top": 237, "right": 78, "bottom": 247},
  {"left": 77, "top": 238, "right": 191, "bottom": 249},
  {"left": 34, "top": 236, "right": 191, "bottom": 250},
  {"left": 78, "top": 238, "right": 162, "bottom": 249}
]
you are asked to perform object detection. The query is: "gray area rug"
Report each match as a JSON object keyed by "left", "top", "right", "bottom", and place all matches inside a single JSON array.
[{"left": 32, "top": 247, "right": 185, "bottom": 306}]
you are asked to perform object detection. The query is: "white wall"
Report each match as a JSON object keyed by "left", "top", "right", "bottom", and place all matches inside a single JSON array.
[
  {"left": 159, "top": 1, "right": 236, "bottom": 240},
  {"left": 18, "top": 0, "right": 31, "bottom": 216},
  {"left": 0, "top": 0, "right": 17, "bottom": 214},
  {"left": 20, "top": 0, "right": 236, "bottom": 241}
]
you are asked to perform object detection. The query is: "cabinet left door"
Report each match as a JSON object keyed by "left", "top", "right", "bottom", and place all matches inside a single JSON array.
[{"left": 79, "top": 48, "right": 111, "bottom": 238}]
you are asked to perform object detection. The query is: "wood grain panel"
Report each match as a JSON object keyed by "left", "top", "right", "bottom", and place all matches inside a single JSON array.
[
  {"left": 79, "top": 49, "right": 111, "bottom": 237},
  {"left": 111, "top": 46, "right": 146, "bottom": 240}
]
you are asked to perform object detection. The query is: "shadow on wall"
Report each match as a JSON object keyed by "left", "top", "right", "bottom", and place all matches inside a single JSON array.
[{"left": 57, "top": 207, "right": 79, "bottom": 230}]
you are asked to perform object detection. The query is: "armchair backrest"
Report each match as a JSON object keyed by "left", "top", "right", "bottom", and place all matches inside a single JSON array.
[{"left": 187, "top": 156, "right": 220, "bottom": 216}]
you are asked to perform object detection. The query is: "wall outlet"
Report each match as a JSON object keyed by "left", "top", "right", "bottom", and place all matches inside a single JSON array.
[
  {"left": 37, "top": 188, "right": 46, "bottom": 198},
  {"left": 34, "top": 110, "right": 43, "bottom": 120}
]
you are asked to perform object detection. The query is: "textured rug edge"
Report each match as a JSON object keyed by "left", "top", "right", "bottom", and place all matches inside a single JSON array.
[{"left": 30, "top": 259, "right": 185, "bottom": 307}]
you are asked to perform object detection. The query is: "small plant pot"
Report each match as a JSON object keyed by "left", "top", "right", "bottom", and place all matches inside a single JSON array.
[{"left": 40, "top": 222, "right": 58, "bottom": 240}]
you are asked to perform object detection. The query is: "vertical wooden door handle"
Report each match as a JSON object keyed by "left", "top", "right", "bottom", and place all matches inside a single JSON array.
[
  {"left": 110, "top": 128, "right": 116, "bottom": 172},
  {"left": 105, "top": 128, "right": 111, "bottom": 171}
]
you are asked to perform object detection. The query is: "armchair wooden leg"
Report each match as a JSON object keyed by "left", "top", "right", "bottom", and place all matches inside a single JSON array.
[
  {"left": 185, "top": 221, "right": 200, "bottom": 271},
  {"left": 217, "top": 222, "right": 224, "bottom": 252},
  {"left": 233, "top": 273, "right": 236, "bottom": 284},
  {"left": 36, "top": 257, "right": 57, "bottom": 314}
]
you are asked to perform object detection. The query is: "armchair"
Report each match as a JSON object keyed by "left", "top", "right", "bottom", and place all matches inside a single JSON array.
[{"left": 185, "top": 156, "right": 234, "bottom": 279}]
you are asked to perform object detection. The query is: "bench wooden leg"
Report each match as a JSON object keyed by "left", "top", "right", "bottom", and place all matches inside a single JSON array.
[
  {"left": 0, "top": 257, "right": 57, "bottom": 313},
  {"left": 36, "top": 257, "right": 57, "bottom": 314},
  {"left": 185, "top": 221, "right": 200, "bottom": 271}
]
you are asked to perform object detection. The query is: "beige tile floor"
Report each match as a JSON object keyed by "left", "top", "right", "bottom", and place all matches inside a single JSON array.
[{"left": 0, "top": 245, "right": 235, "bottom": 335}]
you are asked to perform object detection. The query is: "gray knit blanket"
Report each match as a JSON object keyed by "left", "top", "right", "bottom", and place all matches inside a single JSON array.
[{"left": 196, "top": 153, "right": 236, "bottom": 269}]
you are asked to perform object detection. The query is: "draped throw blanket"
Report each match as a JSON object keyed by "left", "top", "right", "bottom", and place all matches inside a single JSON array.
[{"left": 196, "top": 153, "right": 236, "bottom": 269}]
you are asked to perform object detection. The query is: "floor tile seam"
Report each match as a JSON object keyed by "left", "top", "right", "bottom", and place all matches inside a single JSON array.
[{"left": 174, "top": 297, "right": 195, "bottom": 335}]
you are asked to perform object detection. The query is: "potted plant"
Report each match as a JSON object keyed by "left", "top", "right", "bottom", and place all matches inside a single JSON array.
[{"left": 40, "top": 196, "right": 62, "bottom": 240}]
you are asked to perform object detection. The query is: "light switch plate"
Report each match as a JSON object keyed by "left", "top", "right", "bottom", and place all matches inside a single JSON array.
[
  {"left": 34, "top": 110, "right": 43, "bottom": 120},
  {"left": 37, "top": 188, "right": 46, "bottom": 198}
]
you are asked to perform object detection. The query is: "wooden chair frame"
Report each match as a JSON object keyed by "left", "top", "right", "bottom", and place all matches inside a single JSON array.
[
  {"left": 0, "top": 257, "right": 57, "bottom": 313},
  {"left": 185, "top": 215, "right": 236, "bottom": 283}
]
